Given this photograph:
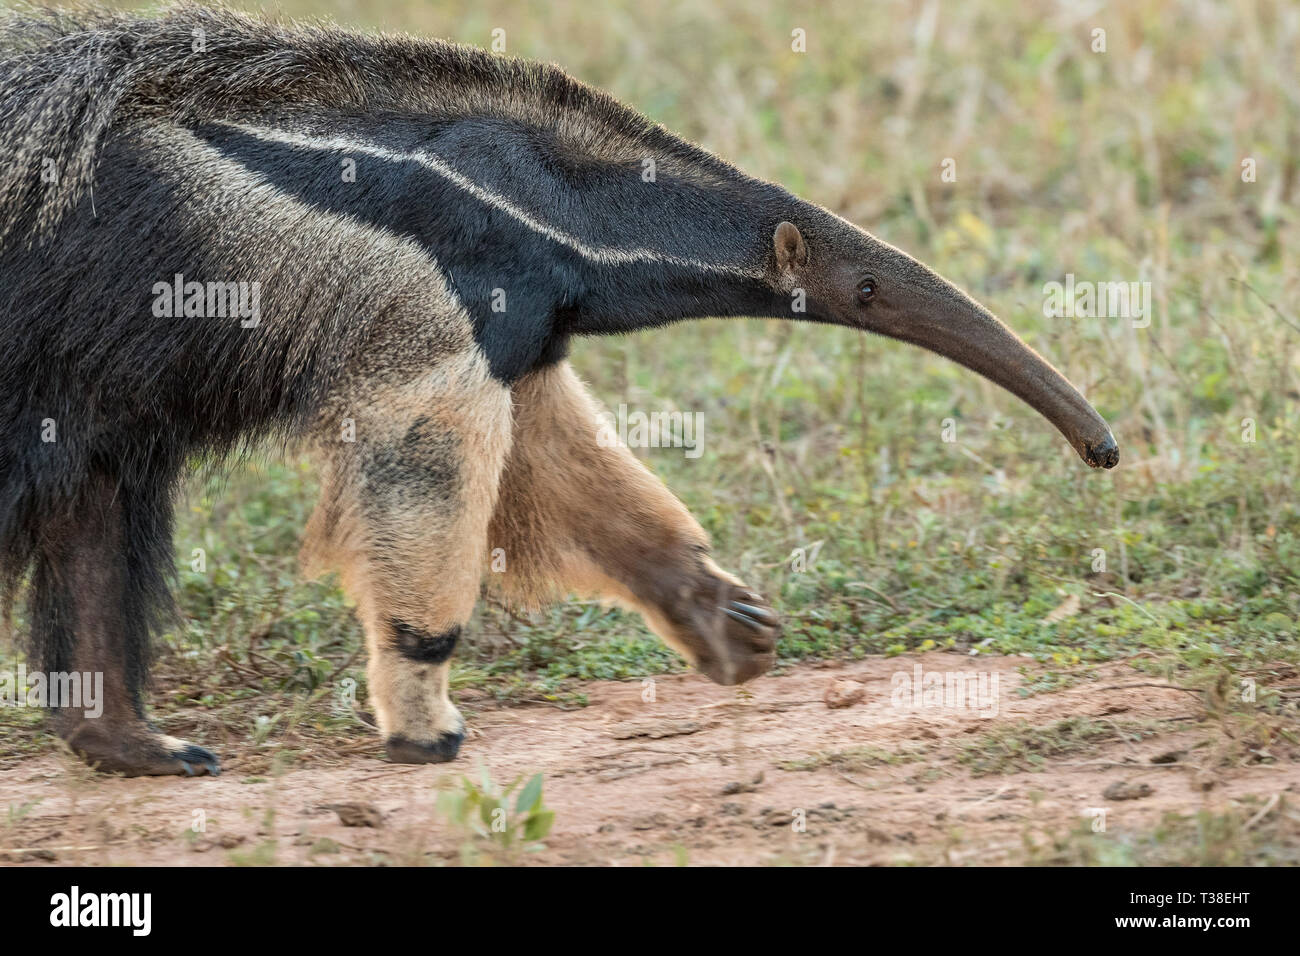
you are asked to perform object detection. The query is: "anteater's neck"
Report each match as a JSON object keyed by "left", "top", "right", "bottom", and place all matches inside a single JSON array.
[{"left": 195, "top": 111, "right": 805, "bottom": 381}]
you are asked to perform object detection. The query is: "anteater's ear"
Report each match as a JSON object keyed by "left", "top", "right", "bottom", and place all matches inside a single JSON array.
[{"left": 773, "top": 221, "right": 808, "bottom": 272}]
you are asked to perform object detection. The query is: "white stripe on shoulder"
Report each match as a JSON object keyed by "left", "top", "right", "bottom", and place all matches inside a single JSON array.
[{"left": 216, "top": 122, "right": 761, "bottom": 278}]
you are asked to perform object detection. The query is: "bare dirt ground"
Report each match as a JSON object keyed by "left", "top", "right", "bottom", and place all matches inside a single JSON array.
[{"left": 2, "top": 651, "right": 1297, "bottom": 866}]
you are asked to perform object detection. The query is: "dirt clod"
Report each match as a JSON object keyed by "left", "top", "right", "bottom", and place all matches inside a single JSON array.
[
  {"left": 1103, "top": 781, "right": 1154, "bottom": 801},
  {"left": 721, "top": 771, "right": 764, "bottom": 794},
  {"left": 322, "top": 802, "right": 384, "bottom": 827},
  {"left": 824, "top": 678, "right": 866, "bottom": 709}
]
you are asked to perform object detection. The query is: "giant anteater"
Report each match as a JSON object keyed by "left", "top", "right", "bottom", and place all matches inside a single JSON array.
[{"left": 0, "top": 6, "right": 1118, "bottom": 775}]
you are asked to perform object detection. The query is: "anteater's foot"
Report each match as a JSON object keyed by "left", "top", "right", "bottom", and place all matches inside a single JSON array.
[
  {"left": 60, "top": 720, "right": 221, "bottom": 777},
  {"left": 699, "top": 585, "right": 780, "bottom": 685},
  {"left": 385, "top": 728, "right": 465, "bottom": 764},
  {"left": 660, "top": 565, "right": 780, "bottom": 685}
]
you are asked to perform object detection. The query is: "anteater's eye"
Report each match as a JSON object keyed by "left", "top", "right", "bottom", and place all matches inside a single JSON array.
[{"left": 857, "top": 277, "right": 878, "bottom": 303}]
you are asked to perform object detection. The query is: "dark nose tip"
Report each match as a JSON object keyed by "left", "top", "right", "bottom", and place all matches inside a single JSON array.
[{"left": 1086, "top": 433, "right": 1119, "bottom": 469}]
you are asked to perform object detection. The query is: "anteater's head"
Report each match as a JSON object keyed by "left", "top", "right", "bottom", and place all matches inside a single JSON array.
[{"left": 763, "top": 218, "right": 1118, "bottom": 469}]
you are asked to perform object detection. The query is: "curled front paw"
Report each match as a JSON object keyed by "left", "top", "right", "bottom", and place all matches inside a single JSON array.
[
  {"left": 672, "top": 578, "right": 779, "bottom": 686},
  {"left": 704, "top": 586, "right": 779, "bottom": 684}
]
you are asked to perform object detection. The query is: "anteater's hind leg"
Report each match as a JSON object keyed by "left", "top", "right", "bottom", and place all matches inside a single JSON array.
[
  {"left": 490, "top": 362, "right": 779, "bottom": 684},
  {"left": 303, "top": 354, "right": 512, "bottom": 764},
  {"left": 38, "top": 475, "right": 219, "bottom": 776}
]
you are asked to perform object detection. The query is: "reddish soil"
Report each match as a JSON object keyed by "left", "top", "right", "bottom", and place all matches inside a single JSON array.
[{"left": 2, "top": 652, "right": 1296, "bottom": 866}]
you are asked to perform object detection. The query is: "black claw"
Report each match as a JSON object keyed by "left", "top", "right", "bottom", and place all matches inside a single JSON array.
[
  {"left": 173, "top": 743, "right": 221, "bottom": 776},
  {"left": 730, "top": 600, "right": 776, "bottom": 623},
  {"left": 723, "top": 606, "right": 766, "bottom": 631}
]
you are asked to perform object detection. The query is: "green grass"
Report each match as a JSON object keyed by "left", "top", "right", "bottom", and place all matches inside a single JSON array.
[
  {"left": 1027, "top": 805, "right": 1300, "bottom": 866},
  {"left": 955, "top": 717, "right": 1162, "bottom": 776}
]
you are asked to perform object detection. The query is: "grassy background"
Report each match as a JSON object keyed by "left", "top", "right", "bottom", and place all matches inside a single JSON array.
[{"left": 2, "top": 0, "right": 1298, "bottom": 787}]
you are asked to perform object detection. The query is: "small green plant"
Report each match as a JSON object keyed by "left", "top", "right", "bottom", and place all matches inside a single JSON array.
[
  {"left": 228, "top": 839, "right": 278, "bottom": 867},
  {"left": 956, "top": 717, "right": 1161, "bottom": 776},
  {"left": 436, "top": 766, "right": 554, "bottom": 864}
]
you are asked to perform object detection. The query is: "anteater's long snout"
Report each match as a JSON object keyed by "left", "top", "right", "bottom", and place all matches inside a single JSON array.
[
  {"left": 886, "top": 280, "right": 1119, "bottom": 470},
  {"left": 1084, "top": 431, "right": 1120, "bottom": 469}
]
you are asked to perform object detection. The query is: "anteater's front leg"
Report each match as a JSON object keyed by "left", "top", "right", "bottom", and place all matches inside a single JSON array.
[
  {"left": 490, "top": 362, "right": 778, "bottom": 684},
  {"left": 303, "top": 356, "right": 513, "bottom": 763}
]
